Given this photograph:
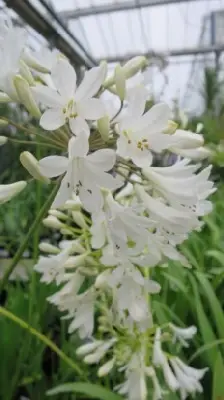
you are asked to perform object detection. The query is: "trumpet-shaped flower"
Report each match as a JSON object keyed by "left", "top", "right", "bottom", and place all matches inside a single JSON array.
[
  {"left": 32, "top": 58, "right": 106, "bottom": 136},
  {"left": 116, "top": 87, "right": 173, "bottom": 167},
  {"left": 38, "top": 133, "right": 121, "bottom": 211}
]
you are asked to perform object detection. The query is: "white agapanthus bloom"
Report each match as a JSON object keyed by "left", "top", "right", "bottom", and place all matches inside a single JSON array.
[
  {"left": 169, "top": 323, "right": 197, "bottom": 347},
  {"left": 116, "top": 87, "right": 174, "bottom": 167},
  {"left": 34, "top": 247, "right": 70, "bottom": 285},
  {"left": 170, "top": 357, "right": 208, "bottom": 399},
  {"left": 38, "top": 133, "right": 121, "bottom": 211},
  {"left": 153, "top": 328, "right": 208, "bottom": 398},
  {"left": 91, "top": 191, "right": 152, "bottom": 249},
  {"left": 32, "top": 58, "right": 106, "bottom": 136},
  {"left": 143, "top": 161, "right": 215, "bottom": 217},
  {"left": 0, "top": 181, "right": 27, "bottom": 204},
  {"left": 0, "top": 22, "right": 26, "bottom": 100}
]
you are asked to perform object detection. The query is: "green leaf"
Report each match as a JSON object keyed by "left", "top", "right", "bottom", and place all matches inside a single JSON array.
[
  {"left": 212, "top": 353, "right": 224, "bottom": 400},
  {"left": 47, "top": 382, "right": 123, "bottom": 400},
  {"left": 196, "top": 272, "right": 224, "bottom": 340}
]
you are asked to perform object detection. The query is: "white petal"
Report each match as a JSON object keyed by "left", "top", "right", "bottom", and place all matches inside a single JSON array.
[
  {"left": 68, "top": 133, "right": 89, "bottom": 158},
  {"left": 132, "top": 148, "right": 153, "bottom": 168},
  {"left": 171, "top": 129, "right": 204, "bottom": 149},
  {"left": 39, "top": 156, "right": 68, "bottom": 178},
  {"left": 52, "top": 173, "right": 73, "bottom": 208},
  {"left": 52, "top": 58, "right": 76, "bottom": 100},
  {"left": 69, "top": 116, "right": 90, "bottom": 137},
  {"left": 135, "top": 103, "right": 171, "bottom": 132},
  {"left": 75, "top": 64, "right": 106, "bottom": 101},
  {"left": 80, "top": 186, "right": 103, "bottom": 213},
  {"left": 32, "top": 85, "right": 63, "bottom": 107},
  {"left": 87, "top": 149, "right": 116, "bottom": 171},
  {"left": 127, "top": 85, "right": 147, "bottom": 118},
  {"left": 77, "top": 98, "right": 105, "bottom": 120},
  {"left": 116, "top": 135, "right": 130, "bottom": 158},
  {"left": 40, "top": 108, "right": 65, "bottom": 130}
]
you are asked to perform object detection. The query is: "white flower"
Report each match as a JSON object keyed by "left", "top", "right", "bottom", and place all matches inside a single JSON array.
[
  {"left": 32, "top": 58, "right": 106, "bottom": 136},
  {"left": 67, "top": 288, "right": 95, "bottom": 338},
  {"left": 170, "top": 357, "right": 208, "bottom": 399},
  {"left": 22, "top": 47, "right": 59, "bottom": 73},
  {"left": 34, "top": 248, "right": 70, "bottom": 285},
  {"left": 153, "top": 328, "right": 180, "bottom": 391},
  {"left": 0, "top": 23, "right": 26, "bottom": 100},
  {"left": 84, "top": 338, "right": 116, "bottom": 364},
  {"left": 116, "top": 87, "right": 173, "bottom": 167},
  {"left": 169, "top": 323, "right": 197, "bottom": 347},
  {"left": 0, "top": 181, "right": 27, "bottom": 204},
  {"left": 143, "top": 161, "right": 215, "bottom": 217},
  {"left": 98, "top": 358, "right": 115, "bottom": 377},
  {"left": 39, "top": 133, "right": 121, "bottom": 211},
  {"left": 135, "top": 185, "right": 200, "bottom": 239}
]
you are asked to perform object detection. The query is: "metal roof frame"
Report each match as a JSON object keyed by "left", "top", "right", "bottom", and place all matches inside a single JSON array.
[
  {"left": 3, "top": 0, "right": 96, "bottom": 67},
  {"left": 59, "top": 0, "right": 210, "bottom": 20}
]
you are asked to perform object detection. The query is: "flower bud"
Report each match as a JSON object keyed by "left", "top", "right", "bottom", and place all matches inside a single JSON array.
[
  {"left": 172, "top": 146, "right": 211, "bottom": 160},
  {"left": 72, "top": 211, "right": 88, "bottom": 229},
  {"left": 95, "top": 271, "right": 109, "bottom": 288},
  {"left": 115, "top": 64, "right": 126, "bottom": 101},
  {"left": 196, "top": 122, "right": 203, "bottom": 133},
  {"left": 60, "top": 228, "right": 73, "bottom": 235},
  {"left": 19, "top": 60, "right": 35, "bottom": 85},
  {"left": 76, "top": 341, "right": 103, "bottom": 356},
  {"left": 0, "top": 181, "right": 27, "bottom": 204},
  {"left": 86, "top": 256, "right": 99, "bottom": 267},
  {"left": 14, "top": 75, "right": 41, "bottom": 118},
  {"left": 64, "top": 253, "right": 87, "bottom": 268},
  {"left": 20, "top": 151, "right": 50, "bottom": 184},
  {"left": 0, "top": 93, "right": 11, "bottom": 103},
  {"left": 59, "top": 239, "right": 86, "bottom": 254},
  {"left": 62, "top": 198, "right": 81, "bottom": 210},
  {"left": 0, "top": 136, "right": 8, "bottom": 145},
  {"left": 39, "top": 242, "right": 60, "bottom": 254},
  {"left": 43, "top": 215, "right": 64, "bottom": 229},
  {"left": 123, "top": 56, "right": 147, "bottom": 79},
  {"left": 49, "top": 209, "right": 67, "bottom": 220},
  {"left": 163, "top": 120, "right": 178, "bottom": 134},
  {"left": 84, "top": 352, "right": 104, "bottom": 364},
  {"left": 98, "top": 358, "right": 115, "bottom": 377},
  {"left": 171, "top": 129, "right": 204, "bottom": 149},
  {"left": 97, "top": 115, "right": 110, "bottom": 142},
  {"left": 80, "top": 267, "right": 98, "bottom": 276}
]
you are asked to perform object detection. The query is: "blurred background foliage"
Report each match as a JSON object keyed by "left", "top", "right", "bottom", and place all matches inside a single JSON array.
[{"left": 0, "top": 66, "right": 224, "bottom": 399}]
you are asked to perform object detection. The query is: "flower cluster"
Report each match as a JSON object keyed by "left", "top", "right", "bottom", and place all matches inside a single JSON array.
[{"left": 0, "top": 19, "right": 215, "bottom": 400}]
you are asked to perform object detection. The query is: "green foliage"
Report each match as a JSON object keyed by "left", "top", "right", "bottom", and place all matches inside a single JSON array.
[{"left": 47, "top": 382, "right": 123, "bottom": 399}]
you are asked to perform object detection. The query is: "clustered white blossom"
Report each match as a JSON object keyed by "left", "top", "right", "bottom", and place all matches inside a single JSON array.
[{"left": 0, "top": 18, "right": 215, "bottom": 400}]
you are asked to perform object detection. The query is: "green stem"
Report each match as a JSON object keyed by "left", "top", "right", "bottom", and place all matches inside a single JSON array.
[
  {"left": 0, "top": 183, "right": 59, "bottom": 292},
  {"left": 0, "top": 306, "right": 84, "bottom": 377}
]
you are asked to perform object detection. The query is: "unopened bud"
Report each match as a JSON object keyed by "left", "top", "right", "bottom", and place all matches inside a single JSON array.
[
  {"left": 59, "top": 239, "right": 85, "bottom": 254},
  {"left": 39, "top": 242, "right": 60, "bottom": 254},
  {"left": 171, "top": 129, "right": 204, "bottom": 149},
  {"left": 84, "top": 352, "right": 104, "bottom": 364},
  {"left": 80, "top": 267, "right": 98, "bottom": 276},
  {"left": 0, "top": 181, "right": 27, "bottom": 204},
  {"left": 14, "top": 75, "right": 41, "bottom": 118},
  {"left": 95, "top": 271, "right": 109, "bottom": 288},
  {"left": 98, "top": 358, "right": 115, "bottom": 377},
  {"left": 62, "top": 198, "right": 81, "bottom": 210},
  {"left": 19, "top": 60, "right": 35, "bottom": 85},
  {"left": 172, "top": 146, "right": 211, "bottom": 160},
  {"left": 20, "top": 151, "right": 50, "bottom": 184},
  {"left": 196, "top": 122, "right": 203, "bottom": 133},
  {"left": 76, "top": 341, "right": 102, "bottom": 356},
  {"left": 72, "top": 211, "right": 88, "bottom": 229},
  {"left": 163, "top": 120, "right": 178, "bottom": 134},
  {"left": 64, "top": 253, "right": 87, "bottom": 268},
  {"left": 60, "top": 228, "right": 73, "bottom": 236},
  {"left": 123, "top": 56, "right": 147, "bottom": 79},
  {"left": 49, "top": 209, "right": 67, "bottom": 220},
  {"left": 97, "top": 115, "right": 110, "bottom": 142},
  {"left": 0, "top": 93, "right": 11, "bottom": 103},
  {"left": 115, "top": 64, "right": 126, "bottom": 101},
  {"left": 43, "top": 215, "right": 64, "bottom": 229},
  {"left": 0, "top": 135, "right": 8, "bottom": 145}
]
